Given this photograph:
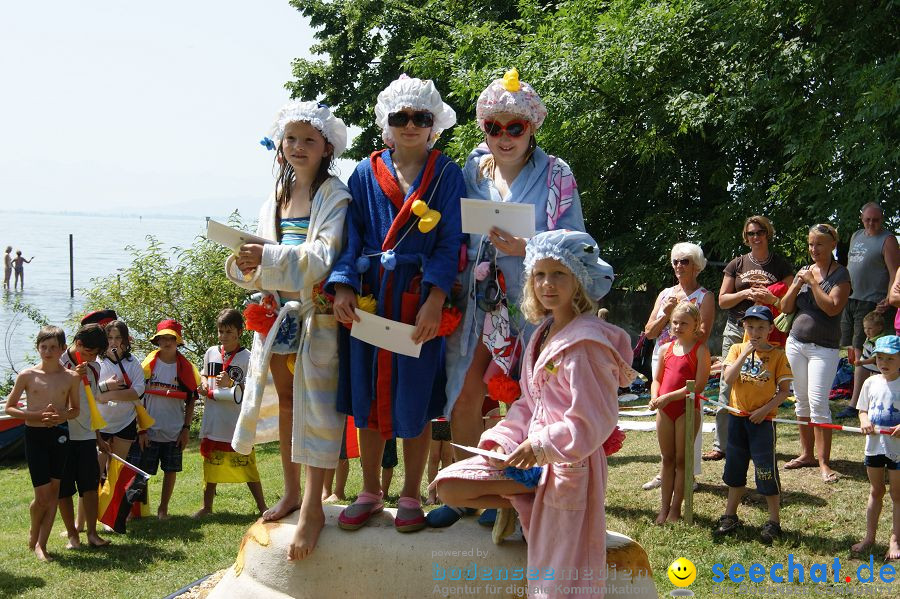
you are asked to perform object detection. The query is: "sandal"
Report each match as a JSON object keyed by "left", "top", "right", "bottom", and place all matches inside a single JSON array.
[
  {"left": 783, "top": 457, "right": 817, "bottom": 470},
  {"left": 395, "top": 496, "right": 426, "bottom": 533},
  {"left": 338, "top": 491, "right": 384, "bottom": 530},
  {"left": 713, "top": 514, "right": 740, "bottom": 536},
  {"left": 702, "top": 450, "right": 725, "bottom": 461},
  {"left": 822, "top": 471, "right": 841, "bottom": 483}
]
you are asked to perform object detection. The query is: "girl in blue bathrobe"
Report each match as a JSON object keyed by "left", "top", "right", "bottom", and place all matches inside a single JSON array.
[{"left": 327, "top": 75, "right": 465, "bottom": 533}]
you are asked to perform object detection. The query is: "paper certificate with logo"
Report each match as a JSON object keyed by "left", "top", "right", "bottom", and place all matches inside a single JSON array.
[
  {"left": 460, "top": 198, "right": 536, "bottom": 238},
  {"left": 350, "top": 310, "right": 422, "bottom": 358},
  {"left": 206, "top": 219, "right": 275, "bottom": 254}
]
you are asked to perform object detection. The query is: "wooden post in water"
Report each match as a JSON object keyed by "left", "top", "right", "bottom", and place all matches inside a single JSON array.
[
  {"left": 69, "top": 234, "right": 74, "bottom": 298},
  {"left": 684, "top": 379, "right": 695, "bottom": 524}
]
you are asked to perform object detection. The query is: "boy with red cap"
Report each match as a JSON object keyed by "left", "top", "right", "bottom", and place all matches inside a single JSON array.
[{"left": 131, "top": 319, "right": 202, "bottom": 519}]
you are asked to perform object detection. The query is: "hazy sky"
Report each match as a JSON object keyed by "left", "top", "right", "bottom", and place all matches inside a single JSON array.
[{"left": 0, "top": 1, "right": 353, "bottom": 218}]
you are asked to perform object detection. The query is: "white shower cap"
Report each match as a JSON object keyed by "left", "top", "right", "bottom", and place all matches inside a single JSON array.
[
  {"left": 266, "top": 100, "right": 348, "bottom": 158},
  {"left": 374, "top": 75, "right": 457, "bottom": 147}
]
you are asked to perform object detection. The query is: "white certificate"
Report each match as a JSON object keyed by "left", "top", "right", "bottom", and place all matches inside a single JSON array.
[
  {"left": 350, "top": 310, "right": 422, "bottom": 358},
  {"left": 205, "top": 219, "right": 275, "bottom": 254},
  {"left": 450, "top": 443, "right": 509, "bottom": 462},
  {"left": 460, "top": 198, "right": 536, "bottom": 239}
]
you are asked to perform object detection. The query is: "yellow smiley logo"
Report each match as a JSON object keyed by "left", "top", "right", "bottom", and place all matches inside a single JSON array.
[{"left": 667, "top": 557, "right": 696, "bottom": 587}]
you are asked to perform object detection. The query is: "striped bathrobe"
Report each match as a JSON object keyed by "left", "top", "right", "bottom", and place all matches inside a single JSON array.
[{"left": 225, "top": 176, "right": 350, "bottom": 469}]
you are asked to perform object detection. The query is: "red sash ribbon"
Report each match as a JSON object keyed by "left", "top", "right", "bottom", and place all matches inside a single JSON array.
[{"left": 367, "top": 149, "right": 441, "bottom": 439}]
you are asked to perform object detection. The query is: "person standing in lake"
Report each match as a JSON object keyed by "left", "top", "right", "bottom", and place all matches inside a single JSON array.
[
  {"left": 4, "top": 246, "right": 12, "bottom": 289},
  {"left": 13, "top": 250, "right": 34, "bottom": 291}
]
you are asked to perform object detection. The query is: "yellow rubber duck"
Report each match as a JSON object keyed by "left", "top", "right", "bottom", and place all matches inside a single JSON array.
[
  {"left": 502, "top": 68, "right": 520, "bottom": 92},
  {"left": 412, "top": 199, "right": 441, "bottom": 233}
]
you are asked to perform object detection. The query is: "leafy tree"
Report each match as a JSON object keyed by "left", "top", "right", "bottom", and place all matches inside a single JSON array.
[
  {"left": 286, "top": 0, "right": 898, "bottom": 289},
  {"left": 81, "top": 214, "right": 254, "bottom": 363}
]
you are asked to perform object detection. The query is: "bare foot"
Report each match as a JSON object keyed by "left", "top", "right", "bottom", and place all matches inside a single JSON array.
[
  {"left": 666, "top": 512, "right": 682, "bottom": 523},
  {"left": 654, "top": 512, "right": 667, "bottom": 525},
  {"left": 263, "top": 495, "right": 301, "bottom": 522},
  {"left": 28, "top": 528, "right": 37, "bottom": 551},
  {"left": 851, "top": 538, "right": 874, "bottom": 554},
  {"left": 87, "top": 532, "right": 110, "bottom": 547},
  {"left": 322, "top": 494, "right": 342, "bottom": 504},
  {"left": 34, "top": 545, "right": 53, "bottom": 562},
  {"left": 424, "top": 494, "right": 438, "bottom": 506},
  {"left": 157, "top": 510, "right": 170, "bottom": 521},
  {"left": 192, "top": 507, "right": 212, "bottom": 519},
  {"left": 886, "top": 534, "right": 900, "bottom": 561},
  {"left": 58, "top": 526, "right": 85, "bottom": 537},
  {"left": 65, "top": 534, "right": 82, "bottom": 549},
  {"left": 287, "top": 506, "right": 325, "bottom": 561}
]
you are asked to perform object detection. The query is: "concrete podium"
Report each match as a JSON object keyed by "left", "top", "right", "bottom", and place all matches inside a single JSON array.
[{"left": 207, "top": 505, "right": 656, "bottom": 598}]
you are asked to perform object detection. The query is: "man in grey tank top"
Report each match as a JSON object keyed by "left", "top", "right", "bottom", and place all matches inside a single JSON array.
[{"left": 836, "top": 202, "right": 900, "bottom": 419}]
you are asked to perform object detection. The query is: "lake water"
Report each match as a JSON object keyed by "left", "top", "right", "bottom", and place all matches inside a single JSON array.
[{"left": 1, "top": 211, "right": 208, "bottom": 377}]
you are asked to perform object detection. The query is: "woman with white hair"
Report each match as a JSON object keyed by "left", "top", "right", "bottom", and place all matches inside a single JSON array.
[
  {"left": 327, "top": 75, "right": 465, "bottom": 533},
  {"left": 430, "top": 68, "right": 586, "bottom": 528},
  {"left": 640, "top": 242, "right": 715, "bottom": 490}
]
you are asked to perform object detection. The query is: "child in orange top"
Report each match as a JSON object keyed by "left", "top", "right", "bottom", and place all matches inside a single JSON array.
[
  {"left": 649, "top": 301, "right": 710, "bottom": 523},
  {"left": 715, "top": 305, "right": 792, "bottom": 543}
]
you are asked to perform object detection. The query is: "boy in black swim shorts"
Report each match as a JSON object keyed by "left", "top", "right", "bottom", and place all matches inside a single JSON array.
[{"left": 5, "top": 326, "right": 81, "bottom": 561}]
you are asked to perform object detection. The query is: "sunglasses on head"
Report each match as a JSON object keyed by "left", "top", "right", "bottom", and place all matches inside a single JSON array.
[
  {"left": 387, "top": 111, "right": 434, "bottom": 128},
  {"left": 745, "top": 229, "right": 766, "bottom": 238},
  {"left": 672, "top": 258, "right": 691, "bottom": 266},
  {"left": 814, "top": 224, "right": 835, "bottom": 240},
  {"left": 482, "top": 119, "right": 529, "bottom": 138}
]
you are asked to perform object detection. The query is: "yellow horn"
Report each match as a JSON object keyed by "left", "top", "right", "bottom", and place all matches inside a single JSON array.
[
  {"left": 134, "top": 403, "right": 155, "bottom": 431},
  {"left": 83, "top": 383, "right": 108, "bottom": 431}
]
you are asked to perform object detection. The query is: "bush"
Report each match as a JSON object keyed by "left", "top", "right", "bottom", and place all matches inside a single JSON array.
[{"left": 80, "top": 212, "right": 254, "bottom": 364}]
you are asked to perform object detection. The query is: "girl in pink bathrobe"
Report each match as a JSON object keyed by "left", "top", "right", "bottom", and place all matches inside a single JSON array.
[{"left": 433, "top": 230, "right": 634, "bottom": 599}]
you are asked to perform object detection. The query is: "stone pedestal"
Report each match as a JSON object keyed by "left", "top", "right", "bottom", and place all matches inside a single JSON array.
[{"left": 208, "top": 505, "right": 656, "bottom": 598}]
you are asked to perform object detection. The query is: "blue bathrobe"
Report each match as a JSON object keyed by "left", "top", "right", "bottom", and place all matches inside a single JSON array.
[
  {"left": 326, "top": 150, "right": 465, "bottom": 439},
  {"left": 444, "top": 146, "right": 586, "bottom": 415}
]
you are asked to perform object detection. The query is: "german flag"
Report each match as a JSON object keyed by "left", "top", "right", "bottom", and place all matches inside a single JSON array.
[{"left": 98, "top": 456, "right": 149, "bottom": 533}]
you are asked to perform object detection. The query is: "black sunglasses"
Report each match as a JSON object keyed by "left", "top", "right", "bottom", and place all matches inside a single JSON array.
[
  {"left": 387, "top": 111, "right": 434, "bottom": 128},
  {"left": 672, "top": 258, "right": 691, "bottom": 266},
  {"left": 745, "top": 229, "right": 766, "bottom": 238}
]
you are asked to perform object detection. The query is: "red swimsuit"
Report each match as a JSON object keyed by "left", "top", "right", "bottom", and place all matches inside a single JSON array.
[{"left": 659, "top": 341, "right": 701, "bottom": 421}]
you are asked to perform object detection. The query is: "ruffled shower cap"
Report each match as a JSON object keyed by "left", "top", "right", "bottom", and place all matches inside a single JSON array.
[
  {"left": 374, "top": 75, "right": 457, "bottom": 147},
  {"left": 524, "top": 230, "right": 615, "bottom": 301},
  {"left": 266, "top": 100, "right": 348, "bottom": 158},
  {"left": 476, "top": 68, "right": 548, "bottom": 130}
]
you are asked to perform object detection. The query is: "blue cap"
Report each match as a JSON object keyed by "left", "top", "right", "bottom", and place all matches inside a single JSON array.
[
  {"left": 524, "top": 230, "right": 615, "bottom": 301},
  {"left": 874, "top": 335, "right": 900, "bottom": 355},
  {"left": 740, "top": 305, "right": 774, "bottom": 323}
]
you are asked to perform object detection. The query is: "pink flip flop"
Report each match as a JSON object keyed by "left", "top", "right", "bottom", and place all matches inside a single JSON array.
[
  {"left": 395, "top": 496, "right": 426, "bottom": 533},
  {"left": 338, "top": 491, "right": 384, "bottom": 530}
]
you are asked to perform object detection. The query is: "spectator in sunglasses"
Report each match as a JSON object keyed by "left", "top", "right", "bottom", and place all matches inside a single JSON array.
[
  {"left": 780, "top": 223, "right": 851, "bottom": 483},
  {"left": 640, "top": 243, "right": 714, "bottom": 491},
  {"left": 433, "top": 68, "right": 586, "bottom": 530},
  {"left": 704, "top": 215, "right": 794, "bottom": 462}
]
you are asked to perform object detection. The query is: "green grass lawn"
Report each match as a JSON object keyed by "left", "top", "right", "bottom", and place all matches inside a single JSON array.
[{"left": 1, "top": 401, "right": 898, "bottom": 598}]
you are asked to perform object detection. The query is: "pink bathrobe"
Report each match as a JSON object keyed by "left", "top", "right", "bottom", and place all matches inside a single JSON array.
[{"left": 434, "top": 314, "right": 633, "bottom": 599}]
